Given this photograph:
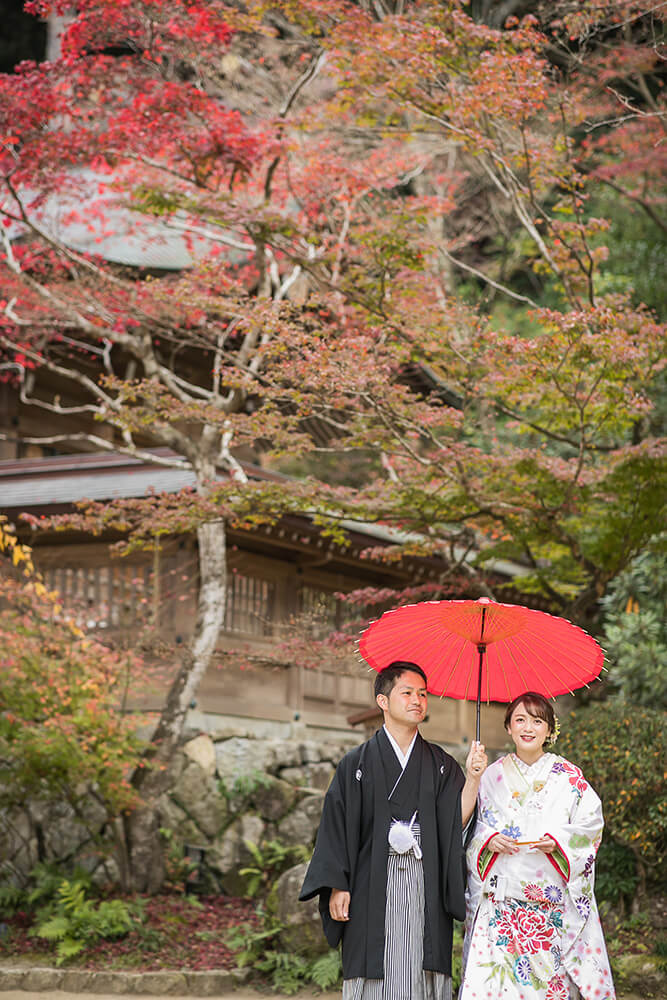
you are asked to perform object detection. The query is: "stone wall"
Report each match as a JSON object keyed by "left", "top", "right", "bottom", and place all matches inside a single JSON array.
[
  {"left": 159, "top": 730, "right": 354, "bottom": 899},
  {"left": 0, "top": 728, "right": 365, "bottom": 954},
  {"left": 0, "top": 728, "right": 471, "bottom": 957}
]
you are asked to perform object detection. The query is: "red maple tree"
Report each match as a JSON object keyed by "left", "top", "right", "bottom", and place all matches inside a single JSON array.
[{"left": 0, "top": 0, "right": 664, "bottom": 889}]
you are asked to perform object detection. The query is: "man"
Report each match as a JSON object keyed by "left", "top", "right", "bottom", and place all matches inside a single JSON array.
[{"left": 299, "top": 660, "right": 487, "bottom": 999}]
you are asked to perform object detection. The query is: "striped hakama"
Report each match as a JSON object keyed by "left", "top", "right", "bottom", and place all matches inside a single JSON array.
[{"left": 343, "top": 824, "right": 453, "bottom": 1000}]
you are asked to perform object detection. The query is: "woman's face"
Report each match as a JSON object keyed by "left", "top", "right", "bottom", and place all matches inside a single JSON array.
[{"left": 506, "top": 701, "right": 551, "bottom": 759}]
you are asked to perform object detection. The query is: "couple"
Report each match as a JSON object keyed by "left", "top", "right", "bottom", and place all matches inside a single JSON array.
[{"left": 300, "top": 660, "right": 615, "bottom": 1000}]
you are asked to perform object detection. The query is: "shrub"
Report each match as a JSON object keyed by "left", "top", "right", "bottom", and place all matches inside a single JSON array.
[
  {"left": 558, "top": 702, "right": 666, "bottom": 897},
  {"left": 594, "top": 837, "right": 639, "bottom": 910}
]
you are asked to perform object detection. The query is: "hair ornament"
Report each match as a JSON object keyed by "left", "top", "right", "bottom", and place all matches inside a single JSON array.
[{"left": 546, "top": 713, "right": 561, "bottom": 746}]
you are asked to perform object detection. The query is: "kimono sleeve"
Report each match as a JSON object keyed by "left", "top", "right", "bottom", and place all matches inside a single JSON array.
[
  {"left": 466, "top": 765, "right": 503, "bottom": 884},
  {"left": 299, "top": 754, "right": 358, "bottom": 947},
  {"left": 543, "top": 760, "right": 604, "bottom": 887},
  {"left": 542, "top": 760, "right": 612, "bottom": 973}
]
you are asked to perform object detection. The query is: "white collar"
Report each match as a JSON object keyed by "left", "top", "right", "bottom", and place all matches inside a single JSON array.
[{"left": 383, "top": 725, "right": 418, "bottom": 769}]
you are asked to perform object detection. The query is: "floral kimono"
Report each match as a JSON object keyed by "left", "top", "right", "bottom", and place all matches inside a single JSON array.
[{"left": 459, "top": 753, "right": 615, "bottom": 1000}]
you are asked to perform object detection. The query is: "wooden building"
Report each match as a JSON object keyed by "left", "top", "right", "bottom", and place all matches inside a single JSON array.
[{"left": 0, "top": 448, "right": 513, "bottom": 749}]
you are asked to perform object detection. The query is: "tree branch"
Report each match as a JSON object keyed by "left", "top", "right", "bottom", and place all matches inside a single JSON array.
[
  {"left": 438, "top": 247, "right": 540, "bottom": 307},
  {"left": 0, "top": 430, "right": 191, "bottom": 469}
]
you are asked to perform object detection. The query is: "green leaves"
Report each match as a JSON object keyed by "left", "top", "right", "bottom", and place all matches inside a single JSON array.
[
  {"left": 239, "top": 838, "right": 310, "bottom": 899},
  {"left": 227, "top": 917, "right": 342, "bottom": 995},
  {"left": 32, "top": 879, "right": 136, "bottom": 965},
  {"left": 559, "top": 703, "right": 666, "bottom": 874}
]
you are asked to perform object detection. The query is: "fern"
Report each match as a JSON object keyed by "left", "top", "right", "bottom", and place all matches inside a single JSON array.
[
  {"left": 55, "top": 938, "right": 85, "bottom": 965},
  {"left": 255, "top": 950, "right": 309, "bottom": 995},
  {"left": 27, "top": 863, "right": 72, "bottom": 908},
  {"left": 31, "top": 877, "right": 136, "bottom": 963},
  {"left": 309, "top": 949, "right": 342, "bottom": 990},
  {"left": 0, "top": 884, "right": 24, "bottom": 914},
  {"left": 227, "top": 913, "right": 342, "bottom": 994},
  {"left": 58, "top": 880, "right": 87, "bottom": 912},
  {"left": 32, "top": 915, "right": 70, "bottom": 941}
]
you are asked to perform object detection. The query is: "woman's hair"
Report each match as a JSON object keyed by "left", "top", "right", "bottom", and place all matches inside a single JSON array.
[
  {"left": 374, "top": 661, "right": 428, "bottom": 699},
  {"left": 504, "top": 691, "right": 555, "bottom": 737}
]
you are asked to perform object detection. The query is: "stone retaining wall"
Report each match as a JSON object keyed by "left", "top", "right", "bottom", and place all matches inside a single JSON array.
[
  {"left": 0, "top": 965, "right": 247, "bottom": 995},
  {"left": 0, "top": 730, "right": 361, "bottom": 895},
  {"left": 0, "top": 729, "right": 469, "bottom": 974}
]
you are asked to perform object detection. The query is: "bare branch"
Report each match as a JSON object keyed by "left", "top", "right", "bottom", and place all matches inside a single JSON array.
[
  {"left": 217, "top": 420, "right": 248, "bottom": 483},
  {"left": 0, "top": 430, "right": 192, "bottom": 469},
  {"left": 279, "top": 50, "right": 327, "bottom": 119},
  {"left": 438, "top": 248, "right": 540, "bottom": 307},
  {"left": 0, "top": 334, "right": 118, "bottom": 413}
]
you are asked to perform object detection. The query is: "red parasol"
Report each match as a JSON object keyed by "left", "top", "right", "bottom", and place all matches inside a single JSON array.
[{"left": 358, "top": 597, "right": 605, "bottom": 740}]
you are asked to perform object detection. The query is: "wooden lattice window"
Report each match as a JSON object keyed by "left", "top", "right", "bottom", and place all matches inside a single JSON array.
[
  {"left": 42, "top": 562, "right": 152, "bottom": 630},
  {"left": 297, "top": 585, "right": 359, "bottom": 638},
  {"left": 223, "top": 571, "right": 275, "bottom": 636}
]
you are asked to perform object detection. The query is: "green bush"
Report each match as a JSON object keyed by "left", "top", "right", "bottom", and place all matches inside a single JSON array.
[
  {"left": 600, "top": 541, "right": 667, "bottom": 710},
  {"left": 594, "top": 838, "right": 639, "bottom": 909},
  {"left": 558, "top": 702, "right": 666, "bottom": 897}
]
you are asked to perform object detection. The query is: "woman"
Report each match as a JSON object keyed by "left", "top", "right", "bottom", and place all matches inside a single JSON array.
[{"left": 459, "top": 692, "right": 615, "bottom": 1000}]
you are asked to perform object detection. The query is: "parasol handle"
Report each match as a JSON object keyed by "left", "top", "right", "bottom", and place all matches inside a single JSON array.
[
  {"left": 475, "top": 604, "right": 488, "bottom": 744},
  {"left": 475, "top": 643, "right": 486, "bottom": 743}
]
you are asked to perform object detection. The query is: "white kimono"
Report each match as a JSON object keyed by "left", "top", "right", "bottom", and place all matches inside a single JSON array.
[{"left": 460, "top": 753, "right": 615, "bottom": 1000}]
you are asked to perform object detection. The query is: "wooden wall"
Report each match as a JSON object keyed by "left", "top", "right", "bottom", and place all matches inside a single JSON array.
[{"left": 33, "top": 537, "right": 510, "bottom": 749}]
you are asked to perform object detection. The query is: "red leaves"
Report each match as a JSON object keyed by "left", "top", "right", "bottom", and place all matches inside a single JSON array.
[
  {"left": 108, "top": 80, "right": 260, "bottom": 184},
  {"left": 1, "top": 1, "right": 259, "bottom": 200},
  {"left": 0, "top": 0, "right": 663, "bottom": 627}
]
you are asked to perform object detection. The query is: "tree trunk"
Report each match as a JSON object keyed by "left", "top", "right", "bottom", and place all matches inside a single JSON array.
[{"left": 123, "top": 517, "right": 227, "bottom": 892}]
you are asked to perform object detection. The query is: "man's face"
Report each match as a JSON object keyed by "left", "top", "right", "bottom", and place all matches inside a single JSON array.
[{"left": 377, "top": 670, "right": 428, "bottom": 727}]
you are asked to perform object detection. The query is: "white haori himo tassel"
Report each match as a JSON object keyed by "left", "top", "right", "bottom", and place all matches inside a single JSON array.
[{"left": 388, "top": 811, "right": 422, "bottom": 859}]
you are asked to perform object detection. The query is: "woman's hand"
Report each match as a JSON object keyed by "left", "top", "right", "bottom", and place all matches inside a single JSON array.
[
  {"left": 329, "top": 887, "right": 351, "bottom": 921},
  {"left": 533, "top": 834, "right": 557, "bottom": 855},
  {"left": 488, "top": 833, "right": 520, "bottom": 855}
]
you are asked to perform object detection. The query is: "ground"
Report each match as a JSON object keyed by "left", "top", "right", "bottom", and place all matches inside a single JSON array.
[
  {"left": 1, "top": 892, "right": 664, "bottom": 998},
  {"left": 1, "top": 895, "right": 259, "bottom": 972}
]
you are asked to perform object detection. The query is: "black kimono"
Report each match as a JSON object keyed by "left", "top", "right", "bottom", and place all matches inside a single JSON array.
[{"left": 299, "top": 728, "right": 467, "bottom": 980}]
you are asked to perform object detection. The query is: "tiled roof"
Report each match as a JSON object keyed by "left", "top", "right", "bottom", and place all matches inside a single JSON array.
[
  {"left": 6, "top": 168, "right": 247, "bottom": 270},
  {"left": 0, "top": 451, "right": 527, "bottom": 580},
  {"left": 0, "top": 451, "right": 196, "bottom": 511}
]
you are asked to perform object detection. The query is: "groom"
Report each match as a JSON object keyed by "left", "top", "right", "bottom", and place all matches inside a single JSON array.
[{"left": 300, "top": 660, "right": 487, "bottom": 996}]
